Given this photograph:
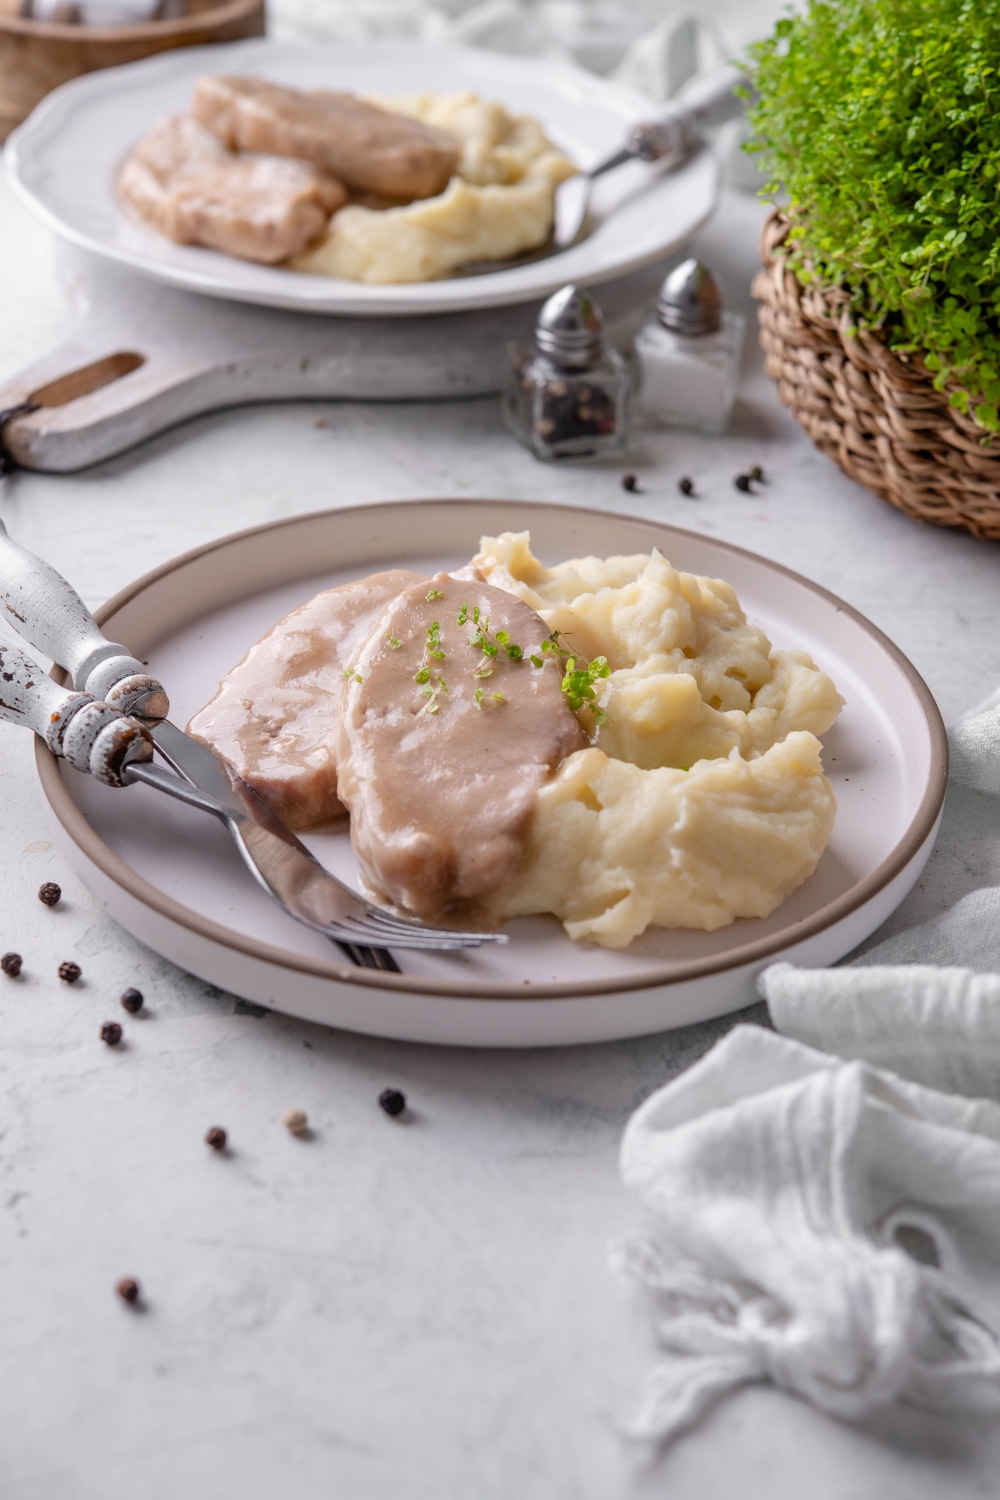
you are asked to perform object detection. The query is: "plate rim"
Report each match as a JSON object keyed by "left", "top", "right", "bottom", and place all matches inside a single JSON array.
[
  {"left": 4, "top": 37, "right": 717, "bottom": 318},
  {"left": 36, "top": 498, "right": 949, "bottom": 1001}
]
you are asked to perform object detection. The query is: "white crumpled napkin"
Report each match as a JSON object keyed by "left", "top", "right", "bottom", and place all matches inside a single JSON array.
[
  {"left": 613, "top": 1025, "right": 1000, "bottom": 1445},
  {"left": 757, "top": 685, "right": 1000, "bottom": 1091},
  {"left": 950, "top": 684, "right": 1000, "bottom": 797},
  {"left": 615, "top": 687, "right": 1000, "bottom": 1446}
]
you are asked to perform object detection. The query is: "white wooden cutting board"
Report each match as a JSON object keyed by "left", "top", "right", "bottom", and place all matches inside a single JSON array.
[{"left": 0, "top": 243, "right": 664, "bottom": 472}]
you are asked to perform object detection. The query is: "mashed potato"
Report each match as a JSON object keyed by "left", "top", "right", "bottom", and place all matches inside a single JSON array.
[
  {"left": 470, "top": 532, "right": 842, "bottom": 946},
  {"left": 472, "top": 532, "right": 844, "bottom": 769},
  {"left": 496, "top": 735, "right": 837, "bottom": 947},
  {"left": 292, "top": 91, "right": 576, "bottom": 283}
]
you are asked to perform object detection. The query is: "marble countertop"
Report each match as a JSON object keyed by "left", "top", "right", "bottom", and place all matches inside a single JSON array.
[{"left": 2, "top": 167, "right": 1000, "bottom": 1500}]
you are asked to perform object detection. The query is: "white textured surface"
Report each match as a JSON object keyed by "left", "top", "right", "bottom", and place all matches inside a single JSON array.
[{"left": 3, "top": 155, "right": 1000, "bottom": 1498}]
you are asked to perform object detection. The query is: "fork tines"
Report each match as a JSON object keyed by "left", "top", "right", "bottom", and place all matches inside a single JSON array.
[{"left": 329, "top": 909, "right": 507, "bottom": 950}]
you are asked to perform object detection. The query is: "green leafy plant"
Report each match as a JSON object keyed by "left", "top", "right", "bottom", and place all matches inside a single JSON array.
[{"left": 746, "top": 0, "right": 1000, "bottom": 430}]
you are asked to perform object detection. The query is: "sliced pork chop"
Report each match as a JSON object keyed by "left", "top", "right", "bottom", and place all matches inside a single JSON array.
[
  {"left": 192, "top": 76, "right": 459, "bottom": 201},
  {"left": 119, "top": 113, "right": 347, "bottom": 264},
  {"left": 336, "top": 572, "right": 586, "bottom": 923},
  {"left": 188, "top": 569, "right": 425, "bottom": 829}
]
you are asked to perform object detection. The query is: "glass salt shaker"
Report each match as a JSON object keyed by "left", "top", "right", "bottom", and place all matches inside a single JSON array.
[
  {"left": 503, "top": 284, "right": 630, "bottom": 461},
  {"left": 633, "top": 260, "right": 745, "bottom": 435}
]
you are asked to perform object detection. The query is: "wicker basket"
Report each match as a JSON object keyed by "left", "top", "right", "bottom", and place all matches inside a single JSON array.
[{"left": 753, "top": 212, "right": 1000, "bottom": 541}]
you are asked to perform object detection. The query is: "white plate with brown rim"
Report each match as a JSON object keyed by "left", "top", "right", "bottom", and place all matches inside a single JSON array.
[
  {"left": 5, "top": 38, "right": 717, "bottom": 318},
  {"left": 36, "top": 499, "right": 947, "bottom": 1049}
]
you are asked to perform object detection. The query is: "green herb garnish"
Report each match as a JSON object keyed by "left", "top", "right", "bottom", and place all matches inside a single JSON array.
[
  {"left": 745, "top": 0, "right": 1000, "bottom": 431},
  {"left": 473, "top": 686, "right": 506, "bottom": 710},
  {"left": 341, "top": 668, "right": 363, "bottom": 685},
  {"left": 425, "top": 588, "right": 445, "bottom": 602},
  {"left": 531, "top": 631, "right": 610, "bottom": 726},
  {"left": 461, "top": 603, "right": 524, "bottom": 672},
  {"left": 417, "top": 674, "right": 448, "bottom": 717},
  {"left": 386, "top": 635, "right": 401, "bottom": 651},
  {"left": 414, "top": 622, "right": 447, "bottom": 709}
]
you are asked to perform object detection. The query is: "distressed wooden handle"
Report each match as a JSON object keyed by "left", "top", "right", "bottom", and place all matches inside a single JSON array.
[
  {"left": 0, "top": 639, "right": 152, "bottom": 786},
  {"left": 0, "top": 517, "right": 168, "bottom": 717}
]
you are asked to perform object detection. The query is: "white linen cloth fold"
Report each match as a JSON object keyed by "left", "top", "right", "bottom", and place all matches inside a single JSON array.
[
  {"left": 763, "top": 961, "right": 1000, "bottom": 1098},
  {"left": 950, "top": 684, "right": 1000, "bottom": 797},
  {"left": 758, "top": 685, "right": 1000, "bottom": 1092},
  {"left": 616, "top": 685, "right": 1000, "bottom": 1446},
  {"left": 613, "top": 1025, "right": 1000, "bottom": 1446}
]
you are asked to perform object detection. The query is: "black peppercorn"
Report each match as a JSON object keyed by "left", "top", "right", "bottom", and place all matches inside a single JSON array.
[
  {"left": 534, "top": 379, "right": 617, "bottom": 446},
  {"left": 734, "top": 474, "right": 752, "bottom": 492},
  {"left": 100, "top": 1021, "right": 122, "bottom": 1046},
  {"left": 205, "top": 1126, "right": 227, "bottom": 1151},
  {"left": 678, "top": 477, "right": 695, "bottom": 496},
  {"left": 621, "top": 473, "right": 639, "bottom": 493},
  {"left": 120, "top": 987, "right": 144, "bottom": 1014},
  {"left": 749, "top": 465, "right": 765, "bottom": 483},
  {"left": 38, "top": 882, "right": 61, "bottom": 907},
  {"left": 379, "top": 1087, "right": 406, "bottom": 1117},
  {"left": 117, "top": 1277, "right": 139, "bottom": 1304},
  {"left": 58, "top": 961, "right": 81, "bottom": 983},
  {"left": 1, "top": 952, "right": 22, "bottom": 978}
]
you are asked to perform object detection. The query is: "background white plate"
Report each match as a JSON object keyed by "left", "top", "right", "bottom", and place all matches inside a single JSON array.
[
  {"left": 4, "top": 38, "right": 718, "bottom": 317},
  {"left": 38, "top": 500, "right": 946, "bottom": 1046}
]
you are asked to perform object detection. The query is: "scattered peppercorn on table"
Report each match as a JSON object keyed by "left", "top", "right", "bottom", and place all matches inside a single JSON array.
[{"left": 2, "top": 164, "right": 1000, "bottom": 1500}]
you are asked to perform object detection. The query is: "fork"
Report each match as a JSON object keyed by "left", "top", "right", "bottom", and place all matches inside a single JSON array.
[
  {"left": 0, "top": 519, "right": 506, "bottom": 956},
  {"left": 455, "top": 64, "right": 748, "bottom": 276}
]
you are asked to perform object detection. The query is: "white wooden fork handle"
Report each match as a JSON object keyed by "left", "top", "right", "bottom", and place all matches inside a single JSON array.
[
  {"left": 0, "top": 636, "right": 152, "bottom": 785},
  {"left": 0, "top": 516, "right": 169, "bottom": 718}
]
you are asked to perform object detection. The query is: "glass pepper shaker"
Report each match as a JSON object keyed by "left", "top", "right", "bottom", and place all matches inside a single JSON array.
[
  {"left": 503, "top": 284, "right": 630, "bottom": 461},
  {"left": 633, "top": 259, "right": 745, "bottom": 435}
]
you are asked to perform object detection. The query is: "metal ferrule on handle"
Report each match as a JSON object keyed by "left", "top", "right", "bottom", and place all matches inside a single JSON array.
[
  {"left": 628, "top": 64, "right": 749, "bottom": 167},
  {"left": 627, "top": 113, "right": 700, "bottom": 169},
  {"left": 0, "top": 640, "right": 152, "bottom": 786},
  {"left": 0, "top": 517, "right": 169, "bottom": 719}
]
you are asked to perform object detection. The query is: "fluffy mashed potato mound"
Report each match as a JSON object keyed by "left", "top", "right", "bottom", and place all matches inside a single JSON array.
[
  {"left": 495, "top": 735, "right": 837, "bottom": 947},
  {"left": 468, "top": 531, "right": 842, "bottom": 946},
  {"left": 472, "top": 531, "right": 844, "bottom": 769},
  {"left": 291, "top": 91, "right": 576, "bottom": 283}
]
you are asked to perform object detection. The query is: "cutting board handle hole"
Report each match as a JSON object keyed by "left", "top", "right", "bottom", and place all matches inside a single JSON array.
[{"left": 29, "top": 351, "right": 146, "bottom": 409}]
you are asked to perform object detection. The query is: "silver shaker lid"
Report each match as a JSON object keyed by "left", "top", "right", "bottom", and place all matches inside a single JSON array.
[
  {"left": 535, "top": 284, "right": 604, "bottom": 367},
  {"left": 657, "top": 259, "right": 722, "bottom": 336}
]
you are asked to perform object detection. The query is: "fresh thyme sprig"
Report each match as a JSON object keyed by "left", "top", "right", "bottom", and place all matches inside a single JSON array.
[
  {"left": 413, "top": 620, "right": 448, "bottom": 714},
  {"left": 414, "top": 620, "right": 445, "bottom": 685},
  {"left": 531, "top": 631, "right": 610, "bottom": 727},
  {"left": 458, "top": 602, "right": 523, "bottom": 679},
  {"left": 425, "top": 588, "right": 445, "bottom": 602},
  {"left": 341, "top": 667, "right": 363, "bottom": 685},
  {"left": 416, "top": 674, "right": 449, "bottom": 717},
  {"left": 386, "top": 635, "right": 401, "bottom": 650}
]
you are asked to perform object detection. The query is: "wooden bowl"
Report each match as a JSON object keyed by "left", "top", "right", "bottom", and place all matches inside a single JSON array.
[{"left": 0, "top": 0, "right": 265, "bottom": 142}]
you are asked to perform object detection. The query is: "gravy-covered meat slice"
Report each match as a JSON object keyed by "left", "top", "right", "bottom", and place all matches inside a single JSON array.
[
  {"left": 119, "top": 113, "right": 346, "bottom": 264},
  {"left": 336, "top": 573, "right": 586, "bottom": 922},
  {"left": 188, "top": 570, "right": 424, "bottom": 829},
  {"left": 192, "top": 76, "right": 459, "bottom": 201}
]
